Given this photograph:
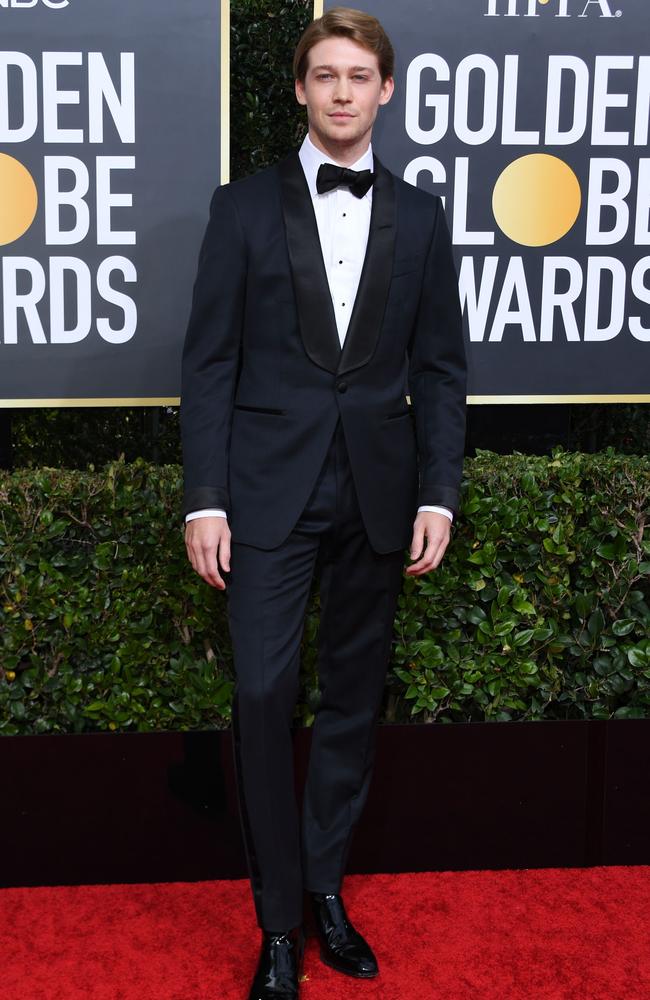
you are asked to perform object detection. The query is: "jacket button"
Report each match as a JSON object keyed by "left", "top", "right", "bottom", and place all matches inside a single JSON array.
[{"left": 337, "top": 381, "right": 348, "bottom": 393}]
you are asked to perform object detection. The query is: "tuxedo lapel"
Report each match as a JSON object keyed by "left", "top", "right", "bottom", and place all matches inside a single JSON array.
[
  {"left": 337, "top": 155, "right": 395, "bottom": 376},
  {"left": 278, "top": 149, "right": 397, "bottom": 377},
  {"left": 279, "top": 151, "right": 341, "bottom": 374}
]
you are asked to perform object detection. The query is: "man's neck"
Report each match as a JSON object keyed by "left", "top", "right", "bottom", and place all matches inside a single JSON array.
[{"left": 307, "top": 128, "right": 372, "bottom": 167}]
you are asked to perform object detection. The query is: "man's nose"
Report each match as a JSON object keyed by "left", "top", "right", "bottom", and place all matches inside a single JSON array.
[{"left": 332, "top": 78, "right": 352, "bottom": 102}]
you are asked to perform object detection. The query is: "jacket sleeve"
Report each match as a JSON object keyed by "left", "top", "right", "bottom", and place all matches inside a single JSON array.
[
  {"left": 407, "top": 196, "right": 468, "bottom": 517},
  {"left": 179, "top": 184, "right": 246, "bottom": 520}
]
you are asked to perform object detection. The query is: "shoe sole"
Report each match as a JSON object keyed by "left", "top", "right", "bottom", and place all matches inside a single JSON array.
[{"left": 318, "top": 949, "right": 379, "bottom": 978}]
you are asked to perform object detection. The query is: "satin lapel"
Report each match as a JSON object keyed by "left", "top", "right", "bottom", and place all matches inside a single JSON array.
[
  {"left": 337, "top": 155, "right": 396, "bottom": 376},
  {"left": 278, "top": 151, "right": 341, "bottom": 374}
]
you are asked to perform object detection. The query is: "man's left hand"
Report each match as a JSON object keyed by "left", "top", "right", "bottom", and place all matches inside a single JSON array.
[{"left": 405, "top": 511, "right": 452, "bottom": 576}]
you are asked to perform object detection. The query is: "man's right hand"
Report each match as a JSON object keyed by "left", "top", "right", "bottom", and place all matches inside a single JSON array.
[{"left": 184, "top": 516, "right": 231, "bottom": 590}]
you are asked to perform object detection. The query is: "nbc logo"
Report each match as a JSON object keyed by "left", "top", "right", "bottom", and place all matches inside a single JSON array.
[{"left": 485, "top": 0, "right": 622, "bottom": 15}]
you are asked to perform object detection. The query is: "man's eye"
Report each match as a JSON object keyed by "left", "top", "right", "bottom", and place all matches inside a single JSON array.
[
  {"left": 353, "top": 75, "right": 369, "bottom": 81},
  {"left": 317, "top": 73, "right": 333, "bottom": 80}
]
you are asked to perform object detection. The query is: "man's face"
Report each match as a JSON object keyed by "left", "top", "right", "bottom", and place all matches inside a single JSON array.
[{"left": 295, "top": 36, "right": 394, "bottom": 153}]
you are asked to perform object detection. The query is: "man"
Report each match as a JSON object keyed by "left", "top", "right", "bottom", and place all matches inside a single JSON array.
[{"left": 180, "top": 7, "right": 467, "bottom": 998}]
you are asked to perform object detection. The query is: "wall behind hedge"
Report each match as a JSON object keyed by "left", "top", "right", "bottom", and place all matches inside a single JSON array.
[{"left": 1, "top": 450, "right": 648, "bottom": 735}]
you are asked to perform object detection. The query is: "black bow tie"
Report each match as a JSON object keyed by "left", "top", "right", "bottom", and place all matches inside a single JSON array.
[{"left": 316, "top": 162, "right": 376, "bottom": 198}]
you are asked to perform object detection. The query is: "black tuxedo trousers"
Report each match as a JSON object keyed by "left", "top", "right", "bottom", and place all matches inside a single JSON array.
[{"left": 226, "top": 416, "right": 405, "bottom": 931}]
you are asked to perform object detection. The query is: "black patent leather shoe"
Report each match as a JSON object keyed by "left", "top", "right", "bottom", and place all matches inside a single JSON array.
[
  {"left": 309, "top": 892, "right": 378, "bottom": 978},
  {"left": 248, "top": 925, "right": 305, "bottom": 1000}
]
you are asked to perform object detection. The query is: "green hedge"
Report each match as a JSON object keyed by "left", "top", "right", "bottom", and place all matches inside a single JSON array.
[{"left": 1, "top": 449, "right": 648, "bottom": 735}]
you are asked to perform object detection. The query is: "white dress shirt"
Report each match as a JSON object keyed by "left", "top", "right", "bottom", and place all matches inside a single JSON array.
[{"left": 186, "top": 133, "right": 453, "bottom": 526}]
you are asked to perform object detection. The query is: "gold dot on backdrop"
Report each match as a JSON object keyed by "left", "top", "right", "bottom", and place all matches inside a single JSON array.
[
  {"left": 492, "top": 154, "right": 581, "bottom": 247},
  {"left": 0, "top": 154, "right": 38, "bottom": 246}
]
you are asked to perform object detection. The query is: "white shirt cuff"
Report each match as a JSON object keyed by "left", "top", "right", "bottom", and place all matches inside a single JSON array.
[
  {"left": 185, "top": 508, "right": 228, "bottom": 523},
  {"left": 417, "top": 505, "right": 454, "bottom": 523},
  {"left": 186, "top": 506, "right": 452, "bottom": 524}
]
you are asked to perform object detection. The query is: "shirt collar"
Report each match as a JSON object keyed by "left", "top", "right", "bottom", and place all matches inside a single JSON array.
[{"left": 298, "top": 132, "right": 374, "bottom": 201}]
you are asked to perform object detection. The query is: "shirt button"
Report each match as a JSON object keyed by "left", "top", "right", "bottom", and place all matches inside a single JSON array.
[{"left": 339, "top": 260, "right": 343, "bottom": 264}]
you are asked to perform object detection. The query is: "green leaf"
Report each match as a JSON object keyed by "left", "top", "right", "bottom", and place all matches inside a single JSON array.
[
  {"left": 497, "top": 586, "right": 511, "bottom": 607},
  {"left": 587, "top": 609, "right": 605, "bottom": 639},
  {"left": 613, "top": 707, "right": 646, "bottom": 719},
  {"left": 628, "top": 647, "right": 649, "bottom": 669},
  {"left": 612, "top": 619, "right": 635, "bottom": 636},
  {"left": 513, "top": 595, "right": 536, "bottom": 615},
  {"left": 593, "top": 656, "right": 612, "bottom": 677}
]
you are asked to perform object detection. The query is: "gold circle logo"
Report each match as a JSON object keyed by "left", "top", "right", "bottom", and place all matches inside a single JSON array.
[
  {"left": 492, "top": 153, "right": 581, "bottom": 247},
  {"left": 0, "top": 154, "right": 38, "bottom": 246}
]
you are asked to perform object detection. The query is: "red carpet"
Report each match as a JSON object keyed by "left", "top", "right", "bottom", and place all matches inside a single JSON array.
[{"left": 2, "top": 867, "right": 650, "bottom": 999}]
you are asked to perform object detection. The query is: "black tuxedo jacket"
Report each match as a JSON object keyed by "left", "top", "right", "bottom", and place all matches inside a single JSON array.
[{"left": 180, "top": 149, "right": 467, "bottom": 554}]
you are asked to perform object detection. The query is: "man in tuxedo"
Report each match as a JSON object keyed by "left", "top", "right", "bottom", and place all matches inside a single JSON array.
[{"left": 180, "top": 7, "right": 467, "bottom": 998}]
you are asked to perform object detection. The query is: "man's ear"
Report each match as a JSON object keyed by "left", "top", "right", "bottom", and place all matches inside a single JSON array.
[
  {"left": 379, "top": 75, "right": 395, "bottom": 107},
  {"left": 295, "top": 78, "right": 307, "bottom": 106}
]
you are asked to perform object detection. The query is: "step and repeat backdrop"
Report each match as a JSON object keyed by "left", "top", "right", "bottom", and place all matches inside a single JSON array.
[
  {"left": 0, "top": 0, "right": 647, "bottom": 402},
  {"left": 0, "top": 0, "right": 226, "bottom": 404},
  {"left": 320, "top": 0, "right": 649, "bottom": 400}
]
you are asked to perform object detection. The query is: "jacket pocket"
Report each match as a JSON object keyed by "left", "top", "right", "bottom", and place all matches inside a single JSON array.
[{"left": 233, "top": 404, "right": 287, "bottom": 416}]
